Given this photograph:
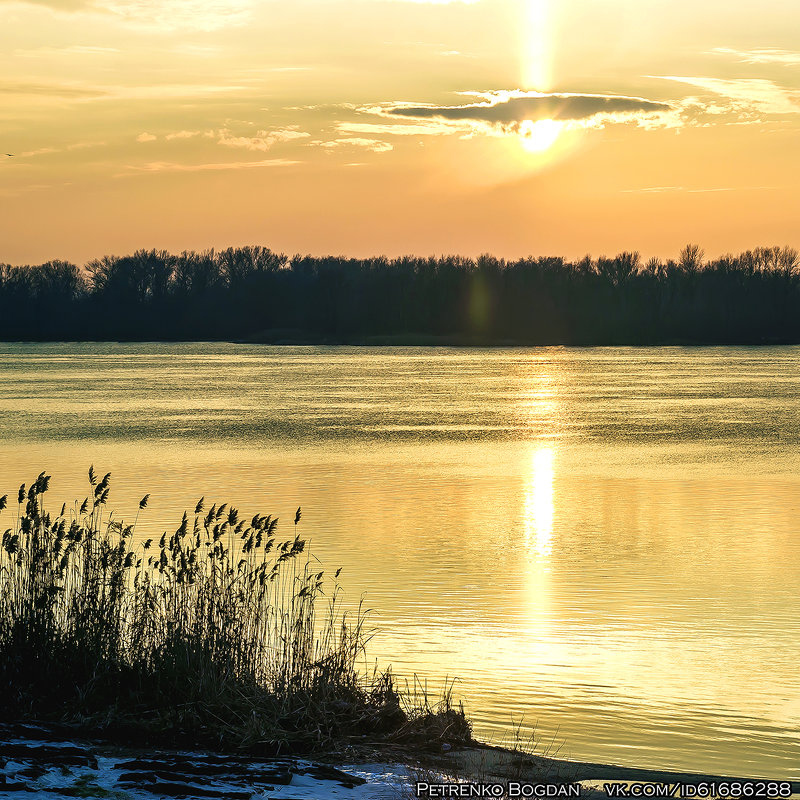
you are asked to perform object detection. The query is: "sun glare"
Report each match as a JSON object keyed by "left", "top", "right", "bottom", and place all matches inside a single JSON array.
[
  {"left": 523, "top": 0, "right": 551, "bottom": 91},
  {"left": 519, "top": 119, "right": 561, "bottom": 152}
]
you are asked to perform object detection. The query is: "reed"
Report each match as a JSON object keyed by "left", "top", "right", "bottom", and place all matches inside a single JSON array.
[{"left": 0, "top": 469, "right": 464, "bottom": 754}]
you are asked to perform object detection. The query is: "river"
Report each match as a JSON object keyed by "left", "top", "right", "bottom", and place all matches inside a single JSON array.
[{"left": 1, "top": 343, "right": 797, "bottom": 778}]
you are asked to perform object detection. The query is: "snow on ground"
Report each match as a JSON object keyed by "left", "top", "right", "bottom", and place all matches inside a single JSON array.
[{"left": 0, "top": 723, "right": 414, "bottom": 799}]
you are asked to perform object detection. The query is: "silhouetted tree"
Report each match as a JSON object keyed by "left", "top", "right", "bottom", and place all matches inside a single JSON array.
[{"left": 1, "top": 244, "right": 799, "bottom": 343}]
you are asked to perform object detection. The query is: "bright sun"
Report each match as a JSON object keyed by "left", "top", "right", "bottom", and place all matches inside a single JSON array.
[{"left": 519, "top": 119, "right": 561, "bottom": 153}]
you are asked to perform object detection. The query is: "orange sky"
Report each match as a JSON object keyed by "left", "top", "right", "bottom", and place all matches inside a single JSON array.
[{"left": 2, "top": 0, "right": 799, "bottom": 264}]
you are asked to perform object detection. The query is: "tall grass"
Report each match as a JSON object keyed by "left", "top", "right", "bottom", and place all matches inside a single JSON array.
[{"left": 0, "top": 468, "right": 437, "bottom": 753}]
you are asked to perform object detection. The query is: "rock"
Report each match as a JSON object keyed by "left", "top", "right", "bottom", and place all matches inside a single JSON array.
[
  {"left": 0, "top": 742, "right": 98, "bottom": 769},
  {"left": 0, "top": 774, "right": 32, "bottom": 792},
  {"left": 0, "top": 720, "right": 413, "bottom": 798},
  {"left": 122, "top": 780, "right": 252, "bottom": 798},
  {"left": 300, "top": 764, "right": 367, "bottom": 788}
]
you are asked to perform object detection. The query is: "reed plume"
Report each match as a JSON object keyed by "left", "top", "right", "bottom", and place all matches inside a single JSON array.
[{"left": 0, "top": 468, "right": 455, "bottom": 754}]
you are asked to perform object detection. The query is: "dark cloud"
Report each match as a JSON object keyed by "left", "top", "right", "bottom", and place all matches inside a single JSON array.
[{"left": 386, "top": 92, "right": 671, "bottom": 125}]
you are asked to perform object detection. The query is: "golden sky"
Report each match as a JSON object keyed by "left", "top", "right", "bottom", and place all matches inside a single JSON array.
[{"left": 2, "top": 0, "right": 800, "bottom": 264}]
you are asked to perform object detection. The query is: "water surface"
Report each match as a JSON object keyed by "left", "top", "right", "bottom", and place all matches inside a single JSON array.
[{"left": 1, "top": 344, "right": 798, "bottom": 778}]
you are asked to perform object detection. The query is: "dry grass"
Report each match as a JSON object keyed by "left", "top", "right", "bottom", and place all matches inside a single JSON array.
[
  {"left": 0, "top": 468, "right": 456, "bottom": 755},
  {"left": 393, "top": 714, "right": 579, "bottom": 799}
]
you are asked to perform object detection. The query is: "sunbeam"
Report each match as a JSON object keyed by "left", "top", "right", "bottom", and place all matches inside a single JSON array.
[{"left": 522, "top": 0, "right": 551, "bottom": 92}]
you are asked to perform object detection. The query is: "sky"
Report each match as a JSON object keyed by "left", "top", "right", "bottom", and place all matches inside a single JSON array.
[{"left": 2, "top": 0, "right": 800, "bottom": 265}]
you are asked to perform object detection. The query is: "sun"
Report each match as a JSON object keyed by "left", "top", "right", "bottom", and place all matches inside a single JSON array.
[{"left": 519, "top": 119, "right": 561, "bottom": 153}]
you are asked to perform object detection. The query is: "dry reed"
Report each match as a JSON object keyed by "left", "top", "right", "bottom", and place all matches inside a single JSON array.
[{"left": 0, "top": 468, "right": 459, "bottom": 754}]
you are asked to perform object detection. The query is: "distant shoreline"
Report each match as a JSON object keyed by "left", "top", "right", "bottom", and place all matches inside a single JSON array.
[
  {"left": 4, "top": 246, "right": 800, "bottom": 345},
  {"left": 241, "top": 332, "right": 800, "bottom": 347},
  {"left": 1, "top": 333, "right": 799, "bottom": 347}
]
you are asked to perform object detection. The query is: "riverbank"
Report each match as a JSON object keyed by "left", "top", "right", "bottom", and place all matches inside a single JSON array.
[
  {"left": 2, "top": 722, "right": 797, "bottom": 799},
  {"left": 0, "top": 721, "right": 409, "bottom": 798}
]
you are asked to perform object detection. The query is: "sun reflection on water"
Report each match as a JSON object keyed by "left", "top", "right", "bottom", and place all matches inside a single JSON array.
[
  {"left": 524, "top": 447, "right": 555, "bottom": 558},
  {"left": 521, "top": 445, "right": 556, "bottom": 662}
]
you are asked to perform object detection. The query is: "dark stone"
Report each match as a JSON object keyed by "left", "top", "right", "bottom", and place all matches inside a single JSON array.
[
  {"left": 113, "top": 758, "right": 293, "bottom": 786},
  {"left": 0, "top": 775, "right": 32, "bottom": 792},
  {"left": 17, "top": 765, "right": 47, "bottom": 779},
  {"left": 0, "top": 721, "right": 83, "bottom": 744},
  {"left": 115, "top": 757, "right": 250, "bottom": 775},
  {"left": 116, "top": 771, "right": 159, "bottom": 783},
  {"left": 251, "top": 768, "right": 293, "bottom": 785},
  {"left": 131, "top": 781, "right": 252, "bottom": 798},
  {"left": 300, "top": 764, "right": 367, "bottom": 787},
  {"left": 0, "top": 743, "right": 97, "bottom": 769}
]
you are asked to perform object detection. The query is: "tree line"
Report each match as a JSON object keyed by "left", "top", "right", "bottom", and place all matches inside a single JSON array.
[{"left": 1, "top": 244, "right": 799, "bottom": 343}]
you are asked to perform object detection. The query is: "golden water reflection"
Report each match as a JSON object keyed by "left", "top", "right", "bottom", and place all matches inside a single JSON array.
[
  {"left": 523, "top": 447, "right": 555, "bottom": 559},
  {"left": 2, "top": 344, "right": 800, "bottom": 778}
]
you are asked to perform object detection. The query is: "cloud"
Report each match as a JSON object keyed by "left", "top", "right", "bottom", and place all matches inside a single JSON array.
[
  {"left": 67, "top": 140, "right": 106, "bottom": 150},
  {"left": 129, "top": 127, "right": 312, "bottom": 155},
  {"left": 0, "top": 0, "right": 86, "bottom": 9},
  {"left": 18, "top": 147, "right": 59, "bottom": 157},
  {"left": 16, "top": 45, "right": 120, "bottom": 57},
  {"left": 348, "top": 90, "right": 677, "bottom": 140},
  {"left": 0, "top": 81, "right": 104, "bottom": 98},
  {"left": 0, "top": 0, "right": 253, "bottom": 30},
  {"left": 1, "top": 80, "right": 248, "bottom": 103},
  {"left": 654, "top": 76, "right": 800, "bottom": 115},
  {"left": 216, "top": 131, "right": 273, "bottom": 152},
  {"left": 622, "top": 186, "right": 732, "bottom": 194},
  {"left": 98, "top": 0, "right": 253, "bottom": 30},
  {"left": 384, "top": 0, "right": 479, "bottom": 4},
  {"left": 384, "top": 91, "right": 672, "bottom": 128},
  {"left": 165, "top": 130, "right": 201, "bottom": 140},
  {"left": 336, "top": 90, "right": 687, "bottom": 144},
  {"left": 110, "top": 84, "right": 249, "bottom": 101},
  {"left": 121, "top": 158, "right": 299, "bottom": 174},
  {"left": 622, "top": 185, "right": 773, "bottom": 194},
  {"left": 337, "top": 121, "right": 458, "bottom": 136},
  {"left": 0, "top": 181, "right": 73, "bottom": 199},
  {"left": 712, "top": 47, "right": 800, "bottom": 67},
  {"left": 11, "top": 141, "right": 105, "bottom": 159},
  {"left": 321, "top": 137, "right": 393, "bottom": 153},
  {"left": 215, "top": 127, "right": 310, "bottom": 152}
]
